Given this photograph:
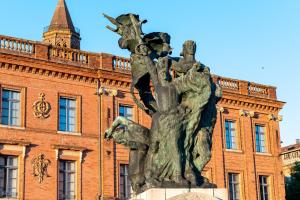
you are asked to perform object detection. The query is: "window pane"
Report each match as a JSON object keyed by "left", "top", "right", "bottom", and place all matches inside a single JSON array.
[
  {"left": 68, "top": 109, "right": 75, "bottom": 118},
  {"left": 1, "top": 116, "right": 8, "bottom": 125},
  {"left": 59, "top": 98, "right": 77, "bottom": 133},
  {"left": 59, "top": 160, "right": 76, "bottom": 200},
  {"left": 228, "top": 173, "right": 240, "bottom": 200},
  {"left": 259, "top": 175, "right": 269, "bottom": 200},
  {"left": 256, "top": 125, "right": 266, "bottom": 152},
  {"left": 119, "top": 106, "right": 125, "bottom": 116},
  {"left": 225, "top": 121, "right": 237, "bottom": 150},
  {"left": 0, "top": 156, "right": 18, "bottom": 198},
  {"left": 60, "top": 98, "right": 66, "bottom": 106},
  {"left": 68, "top": 125, "right": 75, "bottom": 132},
  {"left": 68, "top": 99, "right": 76, "bottom": 108},
  {"left": 11, "top": 102, "right": 19, "bottom": 110},
  {"left": 2, "top": 90, "right": 9, "bottom": 99},
  {"left": 60, "top": 116, "right": 66, "bottom": 124},
  {"left": 2, "top": 101, "right": 8, "bottom": 110},
  {"left": 120, "top": 164, "right": 131, "bottom": 199},
  {"left": 59, "top": 122, "right": 66, "bottom": 131},
  {"left": 11, "top": 92, "right": 20, "bottom": 100},
  {"left": 0, "top": 158, "right": 4, "bottom": 166},
  {"left": 1, "top": 90, "right": 20, "bottom": 126},
  {"left": 126, "top": 107, "right": 132, "bottom": 115},
  {"left": 119, "top": 105, "right": 133, "bottom": 120}
]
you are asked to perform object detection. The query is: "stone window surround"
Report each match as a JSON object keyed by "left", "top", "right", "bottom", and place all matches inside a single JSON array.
[
  {"left": 257, "top": 173, "right": 273, "bottom": 200},
  {"left": 224, "top": 119, "right": 239, "bottom": 150},
  {"left": 53, "top": 144, "right": 86, "bottom": 200},
  {"left": 116, "top": 98, "right": 137, "bottom": 122},
  {"left": 253, "top": 121, "right": 269, "bottom": 154},
  {"left": 223, "top": 115, "right": 242, "bottom": 152},
  {"left": 57, "top": 93, "right": 82, "bottom": 135},
  {"left": 116, "top": 160, "right": 130, "bottom": 199},
  {"left": 0, "top": 139, "right": 30, "bottom": 200},
  {"left": 0, "top": 84, "right": 26, "bottom": 129},
  {"left": 226, "top": 169, "right": 245, "bottom": 200}
]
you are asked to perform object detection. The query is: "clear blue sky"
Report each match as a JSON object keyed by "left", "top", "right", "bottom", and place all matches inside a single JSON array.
[{"left": 1, "top": 0, "right": 299, "bottom": 146}]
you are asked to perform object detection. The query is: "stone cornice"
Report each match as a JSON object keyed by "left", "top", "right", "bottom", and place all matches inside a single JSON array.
[
  {"left": 219, "top": 92, "right": 285, "bottom": 113},
  {"left": 0, "top": 53, "right": 133, "bottom": 89},
  {"left": 51, "top": 144, "right": 88, "bottom": 152},
  {"left": 0, "top": 60, "right": 97, "bottom": 85},
  {"left": 0, "top": 139, "right": 31, "bottom": 146},
  {"left": 0, "top": 34, "right": 286, "bottom": 100}
]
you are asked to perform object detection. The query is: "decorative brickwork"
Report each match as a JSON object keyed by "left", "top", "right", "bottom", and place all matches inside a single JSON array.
[{"left": 0, "top": 33, "right": 286, "bottom": 199}]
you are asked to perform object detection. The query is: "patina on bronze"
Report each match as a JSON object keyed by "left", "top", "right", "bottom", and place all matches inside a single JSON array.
[{"left": 104, "top": 13, "right": 222, "bottom": 194}]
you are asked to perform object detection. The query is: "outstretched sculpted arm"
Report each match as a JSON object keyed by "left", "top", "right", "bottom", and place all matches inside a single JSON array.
[{"left": 104, "top": 116, "right": 129, "bottom": 140}]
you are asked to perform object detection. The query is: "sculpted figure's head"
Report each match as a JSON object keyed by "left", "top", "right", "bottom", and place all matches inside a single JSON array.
[{"left": 180, "top": 40, "right": 196, "bottom": 57}]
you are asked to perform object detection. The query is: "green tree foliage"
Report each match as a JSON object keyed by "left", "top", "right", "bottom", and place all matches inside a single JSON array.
[{"left": 286, "top": 162, "right": 300, "bottom": 200}]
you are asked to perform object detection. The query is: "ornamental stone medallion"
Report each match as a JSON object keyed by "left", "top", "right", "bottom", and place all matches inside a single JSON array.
[
  {"left": 31, "top": 153, "right": 51, "bottom": 183},
  {"left": 33, "top": 93, "right": 51, "bottom": 119}
]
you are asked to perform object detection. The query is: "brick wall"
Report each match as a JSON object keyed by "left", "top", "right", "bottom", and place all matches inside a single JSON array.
[{"left": 0, "top": 35, "right": 285, "bottom": 200}]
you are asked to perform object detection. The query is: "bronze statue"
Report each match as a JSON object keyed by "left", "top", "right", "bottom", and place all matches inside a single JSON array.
[{"left": 103, "top": 13, "right": 222, "bottom": 194}]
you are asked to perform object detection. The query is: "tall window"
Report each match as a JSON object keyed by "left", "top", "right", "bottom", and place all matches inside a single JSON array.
[
  {"left": 225, "top": 120, "right": 237, "bottom": 149},
  {"left": 259, "top": 175, "right": 269, "bottom": 200},
  {"left": 59, "top": 160, "right": 76, "bottom": 200},
  {"left": 1, "top": 89, "right": 20, "bottom": 126},
  {"left": 59, "top": 97, "right": 76, "bottom": 132},
  {"left": 119, "top": 164, "right": 131, "bottom": 199},
  {"left": 255, "top": 125, "right": 266, "bottom": 152},
  {"left": 0, "top": 156, "right": 18, "bottom": 198},
  {"left": 228, "top": 173, "right": 240, "bottom": 200},
  {"left": 119, "top": 105, "right": 133, "bottom": 120}
]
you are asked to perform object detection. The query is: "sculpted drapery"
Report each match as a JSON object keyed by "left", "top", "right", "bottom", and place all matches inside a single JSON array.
[{"left": 103, "top": 13, "right": 221, "bottom": 193}]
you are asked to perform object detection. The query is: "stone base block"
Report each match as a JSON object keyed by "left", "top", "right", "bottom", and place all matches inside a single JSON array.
[{"left": 130, "top": 188, "right": 228, "bottom": 200}]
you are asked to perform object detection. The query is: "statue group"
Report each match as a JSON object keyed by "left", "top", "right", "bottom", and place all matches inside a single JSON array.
[{"left": 104, "top": 13, "right": 222, "bottom": 194}]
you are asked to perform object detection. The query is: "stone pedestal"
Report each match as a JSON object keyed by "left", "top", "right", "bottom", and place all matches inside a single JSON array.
[{"left": 130, "top": 188, "right": 228, "bottom": 200}]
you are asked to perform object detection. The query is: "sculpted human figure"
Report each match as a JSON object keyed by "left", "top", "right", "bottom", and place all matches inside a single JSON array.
[
  {"left": 104, "top": 116, "right": 150, "bottom": 192},
  {"left": 103, "top": 13, "right": 222, "bottom": 193},
  {"left": 171, "top": 40, "right": 222, "bottom": 184}
]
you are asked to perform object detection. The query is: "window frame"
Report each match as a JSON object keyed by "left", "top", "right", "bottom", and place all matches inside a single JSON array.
[
  {"left": 118, "top": 163, "right": 131, "bottom": 200},
  {"left": 118, "top": 104, "right": 134, "bottom": 121},
  {"left": 0, "top": 85, "right": 25, "bottom": 129},
  {"left": 0, "top": 155, "right": 19, "bottom": 199},
  {"left": 228, "top": 172, "right": 241, "bottom": 200},
  {"left": 58, "top": 160, "right": 77, "bottom": 200},
  {"left": 254, "top": 124, "right": 268, "bottom": 153},
  {"left": 223, "top": 115, "right": 242, "bottom": 152},
  {"left": 57, "top": 94, "right": 81, "bottom": 135},
  {"left": 225, "top": 120, "right": 238, "bottom": 150},
  {"left": 258, "top": 175, "right": 271, "bottom": 200}
]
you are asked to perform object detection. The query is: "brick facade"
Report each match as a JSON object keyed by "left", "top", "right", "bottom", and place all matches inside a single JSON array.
[
  {"left": 0, "top": 33, "right": 285, "bottom": 199},
  {"left": 0, "top": 2, "right": 286, "bottom": 198}
]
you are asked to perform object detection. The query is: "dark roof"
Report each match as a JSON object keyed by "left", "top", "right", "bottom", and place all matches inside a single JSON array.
[
  {"left": 281, "top": 142, "right": 300, "bottom": 153},
  {"left": 49, "top": 0, "right": 75, "bottom": 32}
]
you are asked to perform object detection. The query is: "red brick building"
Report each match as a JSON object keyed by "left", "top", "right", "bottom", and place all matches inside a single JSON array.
[{"left": 0, "top": 0, "right": 285, "bottom": 199}]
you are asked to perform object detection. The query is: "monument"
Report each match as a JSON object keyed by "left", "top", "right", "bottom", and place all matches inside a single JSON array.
[{"left": 103, "top": 13, "right": 223, "bottom": 198}]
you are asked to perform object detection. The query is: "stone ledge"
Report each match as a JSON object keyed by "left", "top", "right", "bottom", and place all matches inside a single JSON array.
[{"left": 130, "top": 188, "right": 227, "bottom": 200}]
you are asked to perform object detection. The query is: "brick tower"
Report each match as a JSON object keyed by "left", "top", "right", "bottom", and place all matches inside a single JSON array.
[{"left": 43, "top": 0, "right": 81, "bottom": 49}]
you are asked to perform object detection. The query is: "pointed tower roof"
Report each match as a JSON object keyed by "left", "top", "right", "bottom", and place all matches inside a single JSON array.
[
  {"left": 43, "top": 0, "right": 81, "bottom": 49},
  {"left": 49, "top": 0, "right": 75, "bottom": 31}
]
